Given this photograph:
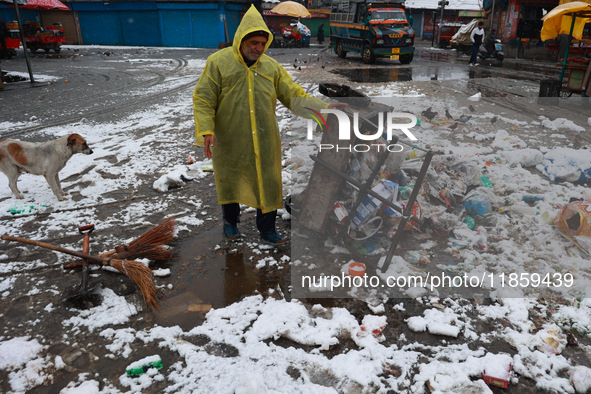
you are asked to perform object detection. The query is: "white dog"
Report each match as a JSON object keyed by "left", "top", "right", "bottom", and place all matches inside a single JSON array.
[{"left": 0, "top": 133, "right": 93, "bottom": 201}]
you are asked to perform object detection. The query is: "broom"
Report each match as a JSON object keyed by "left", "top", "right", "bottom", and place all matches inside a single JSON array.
[
  {"left": 64, "top": 244, "right": 174, "bottom": 269},
  {"left": 1, "top": 235, "right": 159, "bottom": 310},
  {"left": 64, "top": 217, "right": 176, "bottom": 269}
]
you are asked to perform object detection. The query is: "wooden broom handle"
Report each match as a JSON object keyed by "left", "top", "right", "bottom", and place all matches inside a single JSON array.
[{"left": 1, "top": 235, "right": 108, "bottom": 264}]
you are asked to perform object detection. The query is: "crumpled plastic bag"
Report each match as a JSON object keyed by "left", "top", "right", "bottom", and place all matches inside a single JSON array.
[
  {"left": 554, "top": 201, "right": 591, "bottom": 254},
  {"left": 539, "top": 147, "right": 591, "bottom": 183}
]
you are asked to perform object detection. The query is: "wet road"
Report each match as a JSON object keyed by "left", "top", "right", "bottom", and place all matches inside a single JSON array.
[
  {"left": 1, "top": 43, "right": 563, "bottom": 141},
  {"left": 1, "top": 43, "right": 588, "bottom": 393}
]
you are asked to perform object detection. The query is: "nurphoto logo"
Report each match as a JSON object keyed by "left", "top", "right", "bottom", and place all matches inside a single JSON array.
[{"left": 305, "top": 109, "right": 419, "bottom": 152}]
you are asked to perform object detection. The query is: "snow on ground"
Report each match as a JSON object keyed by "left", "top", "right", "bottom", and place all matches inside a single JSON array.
[{"left": 0, "top": 47, "right": 590, "bottom": 393}]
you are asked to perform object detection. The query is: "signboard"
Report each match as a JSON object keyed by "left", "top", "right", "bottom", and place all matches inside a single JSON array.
[
  {"left": 263, "top": 11, "right": 327, "bottom": 18},
  {"left": 459, "top": 11, "right": 485, "bottom": 17}
]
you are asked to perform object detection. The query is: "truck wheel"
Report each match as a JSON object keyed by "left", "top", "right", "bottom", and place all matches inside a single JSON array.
[
  {"left": 361, "top": 45, "right": 375, "bottom": 64},
  {"left": 399, "top": 53, "right": 414, "bottom": 64},
  {"left": 336, "top": 41, "right": 347, "bottom": 58}
]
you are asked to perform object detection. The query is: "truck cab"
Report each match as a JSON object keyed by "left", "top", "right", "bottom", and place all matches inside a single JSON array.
[{"left": 330, "top": 0, "right": 415, "bottom": 64}]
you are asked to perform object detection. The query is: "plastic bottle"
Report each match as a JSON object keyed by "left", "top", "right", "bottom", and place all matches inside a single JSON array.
[
  {"left": 523, "top": 195, "right": 544, "bottom": 203},
  {"left": 399, "top": 185, "right": 414, "bottom": 200},
  {"left": 126, "top": 355, "right": 163, "bottom": 377},
  {"left": 498, "top": 205, "right": 540, "bottom": 216}
]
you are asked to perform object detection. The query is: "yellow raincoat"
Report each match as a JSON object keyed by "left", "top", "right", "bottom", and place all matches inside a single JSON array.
[{"left": 193, "top": 5, "right": 325, "bottom": 213}]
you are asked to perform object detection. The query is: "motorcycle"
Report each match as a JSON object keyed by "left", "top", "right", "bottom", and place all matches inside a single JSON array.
[
  {"left": 478, "top": 37, "right": 504, "bottom": 65},
  {"left": 280, "top": 22, "right": 311, "bottom": 48}
]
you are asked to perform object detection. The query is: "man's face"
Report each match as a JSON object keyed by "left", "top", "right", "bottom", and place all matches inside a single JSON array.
[{"left": 240, "top": 36, "right": 268, "bottom": 62}]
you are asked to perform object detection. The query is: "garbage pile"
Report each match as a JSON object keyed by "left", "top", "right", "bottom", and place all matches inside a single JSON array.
[{"left": 321, "top": 137, "right": 591, "bottom": 264}]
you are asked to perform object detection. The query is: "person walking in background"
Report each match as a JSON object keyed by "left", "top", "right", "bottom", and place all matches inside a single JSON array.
[
  {"left": 469, "top": 21, "right": 485, "bottom": 66},
  {"left": 193, "top": 5, "right": 344, "bottom": 245},
  {"left": 317, "top": 24, "right": 325, "bottom": 45}
]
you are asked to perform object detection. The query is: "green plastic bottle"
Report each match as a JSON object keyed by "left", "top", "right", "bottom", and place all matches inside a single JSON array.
[{"left": 126, "top": 355, "right": 163, "bottom": 377}]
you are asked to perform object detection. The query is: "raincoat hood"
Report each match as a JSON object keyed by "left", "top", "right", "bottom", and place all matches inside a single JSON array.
[{"left": 232, "top": 5, "right": 273, "bottom": 64}]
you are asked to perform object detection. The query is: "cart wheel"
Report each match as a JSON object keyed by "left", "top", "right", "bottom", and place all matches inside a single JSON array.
[
  {"left": 30, "top": 47, "right": 38, "bottom": 54},
  {"left": 54, "top": 47, "right": 61, "bottom": 54},
  {"left": 559, "top": 89, "right": 573, "bottom": 98},
  {"left": 44, "top": 48, "right": 50, "bottom": 54}
]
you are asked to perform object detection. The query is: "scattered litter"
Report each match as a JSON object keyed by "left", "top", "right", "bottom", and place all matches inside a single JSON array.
[
  {"left": 125, "top": 354, "right": 163, "bottom": 377},
  {"left": 536, "top": 324, "right": 567, "bottom": 355},
  {"left": 463, "top": 216, "right": 475, "bottom": 229},
  {"left": 348, "top": 261, "right": 366, "bottom": 276},
  {"left": 482, "top": 353, "right": 512, "bottom": 389},
  {"left": 539, "top": 147, "right": 591, "bottom": 183},
  {"left": 463, "top": 188, "right": 493, "bottom": 216},
  {"left": 153, "top": 160, "right": 213, "bottom": 192},
  {"left": 554, "top": 201, "right": 591, "bottom": 254},
  {"left": 480, "top": 175, "right": 493, "bottom": 188},
  {"left": 7, "top": 204, "right": 40, "bottom": 215},
  {"left": 468, "top": 92, "right": 481, "bottom": 101},
  {"left": 431, "top": 113, "right": 447, "bottom": 125},
  {"left": 360, "top": 315, "right": 387, "bottom": 336}
]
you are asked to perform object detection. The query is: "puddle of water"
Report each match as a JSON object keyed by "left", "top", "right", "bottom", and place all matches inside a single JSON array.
[
  {"left": 332, "top": 63, "right": 555, "bottom": 84},
  {"left": 333, "top": 66, "right": 473, "bottom": 83},
  {"left": 153, "top": 227, "right": 273, "bottom": 330},
  {"left": 419, "top": 51, "right": 452, "bottom": 62}
]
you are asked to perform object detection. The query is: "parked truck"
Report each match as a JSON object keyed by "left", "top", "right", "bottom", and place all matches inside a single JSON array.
[{"left": 329, "top": 0, "right": 415, "bottom": 64}]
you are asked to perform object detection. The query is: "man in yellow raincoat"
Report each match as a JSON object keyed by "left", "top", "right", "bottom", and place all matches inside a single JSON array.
[{"left": 193, "top": 5, "right": 342, "bottom": 244}]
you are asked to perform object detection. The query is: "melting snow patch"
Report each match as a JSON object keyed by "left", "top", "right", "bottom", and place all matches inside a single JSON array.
[
  {"left": 63, "top": 287, "right": 138, "bottom": 333},
  {"left": 541, "top": 117, "right": 586, "bottom": 132},
  {"left": 0, "top": 337, "right": 43, "bottom": 369},
  {"left": 406, "top": 308, "right": 461, "bottom": 337},
  {"left": 500, "top": 148, "right": 543, "bottom": 167}
]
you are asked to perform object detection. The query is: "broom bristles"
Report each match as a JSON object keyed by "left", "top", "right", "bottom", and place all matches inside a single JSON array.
[
  {"left": 132, "top": 216, "right": 177, "bottom": 247},
  {"left": 111, "top": 244, "right": 173, "bottom": 261},
  {"left": 109, "top": 259, "right": 159, "bottom": 310},
  {"left": 102, "top": 217, "right": 177, "bottom": 258}
]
